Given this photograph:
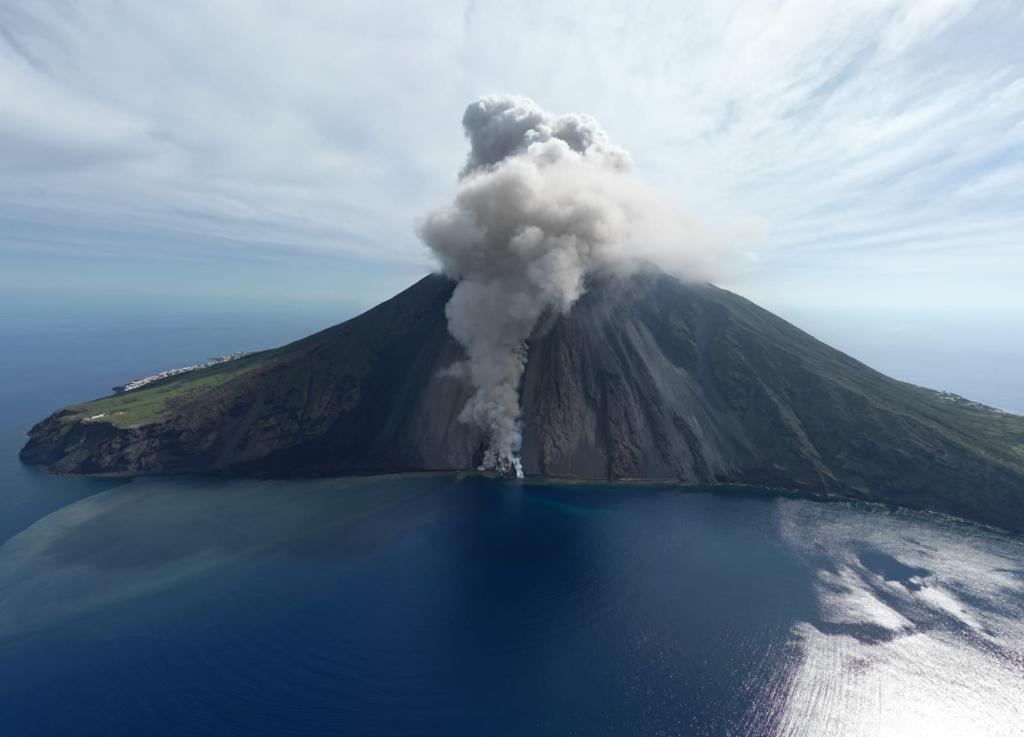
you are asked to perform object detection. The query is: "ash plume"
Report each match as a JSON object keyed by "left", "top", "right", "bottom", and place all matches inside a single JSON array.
[{"left": 419, "top": 94, "right": 725, "bottom": 477}]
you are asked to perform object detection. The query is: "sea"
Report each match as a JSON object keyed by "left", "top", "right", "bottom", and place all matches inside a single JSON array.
[{"left": 1, "top": 312, "right": 1022, "bottom": 737}]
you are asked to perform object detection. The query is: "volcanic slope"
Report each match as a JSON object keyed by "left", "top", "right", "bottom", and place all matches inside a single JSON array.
[{"left": 21, "top": 269, "right": 1024, "bottom": 530}]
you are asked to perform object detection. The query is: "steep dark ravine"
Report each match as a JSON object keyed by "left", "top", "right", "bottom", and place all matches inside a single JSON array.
[{"left": 21, "top": 269, "right": 1024, "bottom": 531}]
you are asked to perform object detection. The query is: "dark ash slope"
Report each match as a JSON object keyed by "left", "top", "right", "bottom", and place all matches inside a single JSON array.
[{"left": 22, "top": 270, "right": 1024, "bottom": 531}]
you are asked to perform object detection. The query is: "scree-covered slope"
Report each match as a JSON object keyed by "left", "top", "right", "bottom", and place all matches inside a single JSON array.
[{"left": 21, "top": 269, "right": 1024, "bottom": 530}]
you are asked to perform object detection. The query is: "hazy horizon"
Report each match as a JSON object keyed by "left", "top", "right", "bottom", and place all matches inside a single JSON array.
[{"left": 1, "top": 1, "right": 1021, "bottom": 408}]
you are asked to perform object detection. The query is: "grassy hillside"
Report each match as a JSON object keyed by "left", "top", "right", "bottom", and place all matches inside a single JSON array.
[{"left": 59, "top": 352, "right": 276, "bottom": 428}]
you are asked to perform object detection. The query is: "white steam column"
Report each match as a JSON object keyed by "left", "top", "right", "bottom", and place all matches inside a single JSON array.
[{"left": 419, "top": 95, "right": 726, "bottom": 477}]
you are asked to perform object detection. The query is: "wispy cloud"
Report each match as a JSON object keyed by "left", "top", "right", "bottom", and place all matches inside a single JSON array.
[{"left": 0, "top": 0, "right": 1021, "bottom": 309}]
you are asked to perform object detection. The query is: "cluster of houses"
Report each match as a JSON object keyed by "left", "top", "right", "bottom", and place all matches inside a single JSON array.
[{"left": 113, "top": 352, "right": 249, "bottom": 393}]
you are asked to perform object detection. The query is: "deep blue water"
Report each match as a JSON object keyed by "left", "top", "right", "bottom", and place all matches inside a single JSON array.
[
  {"left": 1, "top": 316, "right": 1022, "bottom": 736},
  {"left": 0, "top": 311, "right": 327, "bottom": 542}
]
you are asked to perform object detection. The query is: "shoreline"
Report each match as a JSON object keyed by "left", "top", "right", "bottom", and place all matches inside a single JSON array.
[{"left": 29, "top": 463, "right": 1023, "bottom": 539}]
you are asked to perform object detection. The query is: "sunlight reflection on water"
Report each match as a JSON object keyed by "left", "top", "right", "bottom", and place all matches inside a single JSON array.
[
  {"left": 775, "top": 499, "right": 1024, "bottom": 737},
  {"left": 0, "top": 477, "right": 1021, "bottom": 736}
]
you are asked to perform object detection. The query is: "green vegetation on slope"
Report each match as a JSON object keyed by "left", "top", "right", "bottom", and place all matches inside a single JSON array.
[
  {"left": 719, "top": 290, "right": 1024, "bottom": 470},
  {"left": 60, "top": 352, "right": 273, "bottom": 428}
]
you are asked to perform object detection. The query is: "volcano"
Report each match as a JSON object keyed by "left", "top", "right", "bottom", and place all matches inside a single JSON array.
[{"left": 21, "top": 268, "right": 1024, "bottom": 531}]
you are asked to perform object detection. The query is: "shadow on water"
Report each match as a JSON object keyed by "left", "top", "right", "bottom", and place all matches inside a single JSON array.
[{"left": 856, "top": 548, "right": 931, "bottom": 591}]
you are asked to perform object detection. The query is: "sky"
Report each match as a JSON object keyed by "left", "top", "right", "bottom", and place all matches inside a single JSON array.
[{"left": 0, "top": 0, "right": 1022, "bottom": 406}]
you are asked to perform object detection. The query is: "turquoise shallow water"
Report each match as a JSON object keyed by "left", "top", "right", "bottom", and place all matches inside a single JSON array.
[{"left": 1, "top": 316, "right": 1022, "bottom": 736}]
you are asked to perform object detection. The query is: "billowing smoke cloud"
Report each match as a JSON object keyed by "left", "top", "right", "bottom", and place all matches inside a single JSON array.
[{"left": 419, "top": 94, "right": 727, "bottom": 477}]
